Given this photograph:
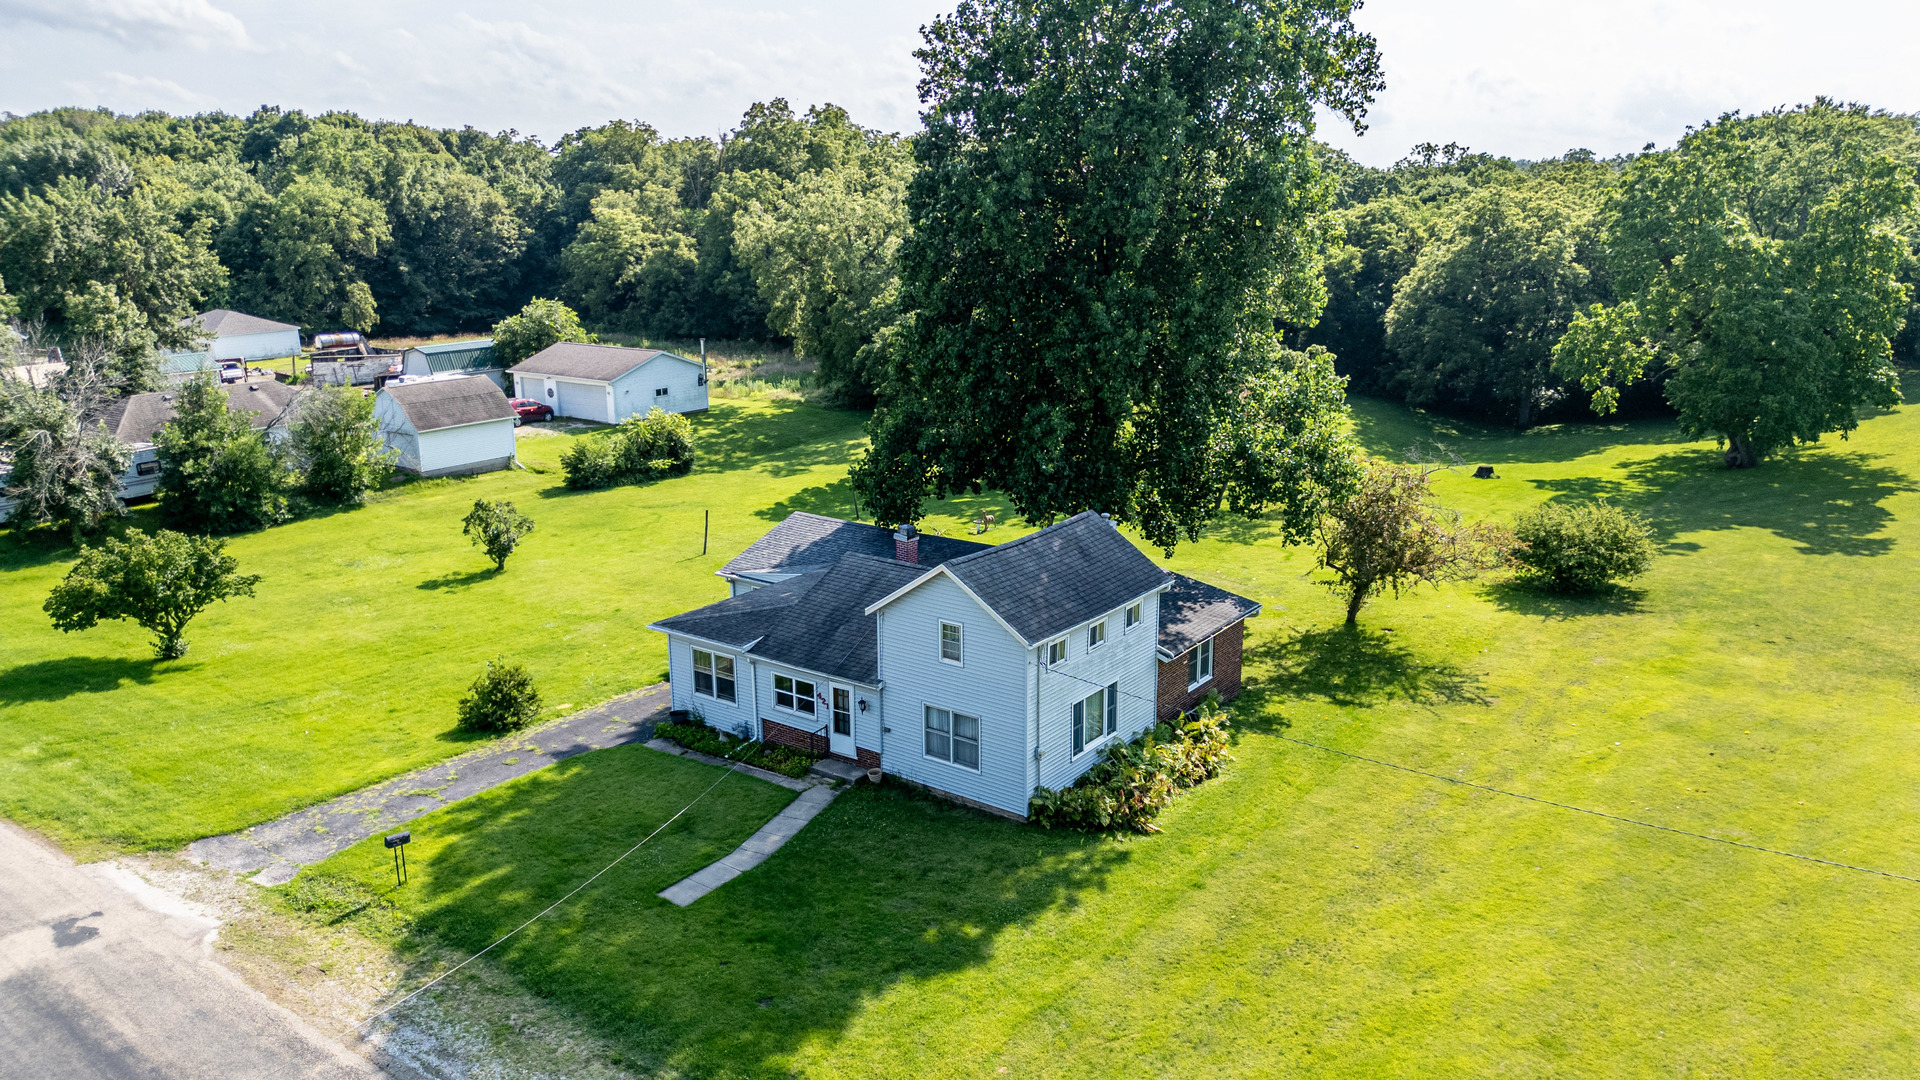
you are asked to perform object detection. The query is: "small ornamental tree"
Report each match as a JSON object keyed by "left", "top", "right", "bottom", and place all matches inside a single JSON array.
[
  {"left": 462, "top": 499, "right": 534, "bottom": 571},
  {"left": 44, "top": 529, "right": 260, "bottom": 659},
  {"left": 1318, "top": 462, "right": 1512, "bottom": 626},
  {"left": 490, "top": 298, "right": 597, "bottom": 367},
  {"left": 1512, "top": 501, "right": 1656, "bottom": 593},
  {"left": 456, "top": 658, "right": 542, "bottom": 733},
  {"left": 289, "top": 383, "right": 395, "bottom": 504}
]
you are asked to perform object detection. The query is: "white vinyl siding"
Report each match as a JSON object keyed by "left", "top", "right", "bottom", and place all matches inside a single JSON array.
[
  {"left": 607, "top": 354, "right": 709, "bottom": 419},
  {"left": 1036, "top": 587, "right": 1163, "bottom": 794},
  {"left": 204, "top": 328, "right": 301, "bottom": 362},
  {"left": 665, "top": 635, "right": 754, "bottom": 736},
  {"left": 416, "top": 419, "right": 514, "bottom": 475}
]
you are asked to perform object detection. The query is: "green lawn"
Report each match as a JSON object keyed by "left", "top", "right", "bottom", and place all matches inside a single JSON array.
[
  {"left": 291, "top": 381, "right": 1920, "bottom": 1077},
  {"left": 0, "top": 397, "right": 1010, "bottom": 854}
]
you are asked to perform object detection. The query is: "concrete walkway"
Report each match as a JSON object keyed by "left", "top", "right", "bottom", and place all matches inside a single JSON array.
[
  {"left": 657, "top": 784, "right": 843, "bottom": 907},
  {"left": 189, "top": 684, "right": 670, "bottom": 885},
  {"left": 0, "top": 822, "right": 383, "bottom": 1080}
]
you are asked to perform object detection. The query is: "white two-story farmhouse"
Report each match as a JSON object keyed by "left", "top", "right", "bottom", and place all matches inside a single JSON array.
[{"left": 650, "top": 511, "right": 1258, "bottom": 819}]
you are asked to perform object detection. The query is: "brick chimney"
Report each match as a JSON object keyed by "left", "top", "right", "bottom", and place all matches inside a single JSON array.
[{"left": 894, "top": 522, "right": 920, "bottom": 564}]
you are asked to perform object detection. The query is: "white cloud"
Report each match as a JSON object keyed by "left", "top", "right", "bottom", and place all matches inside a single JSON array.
[{"left": 0, "top": 0, "right": 250, "bottom": 51}]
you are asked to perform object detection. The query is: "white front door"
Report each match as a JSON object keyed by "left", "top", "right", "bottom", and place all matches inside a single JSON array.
[{"left": 829, "top": 685, "right": 856, "bottom": 760}]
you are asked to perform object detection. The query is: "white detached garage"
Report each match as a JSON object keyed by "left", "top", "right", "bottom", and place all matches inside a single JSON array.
[
  {"left": 506, "top": 342, "right": 708, "bottom": 424},
  {"left": 375, "top": 377, "right": 518, "bottom": 477}
]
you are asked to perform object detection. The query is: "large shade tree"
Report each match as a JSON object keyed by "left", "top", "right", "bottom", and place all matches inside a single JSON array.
[
  {"left": 851, "top": 0, "right": 1383, "bottom": 552},
  {"left": 1554, "top": 103, "right": 1917, "bottom": 467}
]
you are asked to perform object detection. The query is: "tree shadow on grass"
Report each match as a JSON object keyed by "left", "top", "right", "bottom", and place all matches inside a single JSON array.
[
  {"left": 1241, "top": 625, "right": 1491, "bottom": 720},
  {"left": 693, "top": 400, "right": 870, "bottom": 477},
  {"left": 1480, "top": 579, "right": 1648, "bottom": 619},
  {"left": 0, "top": 655, "right": 165, "bottom": 704},
  {"left": 1528, "top": 448, "right": 1914, "bottom": 556},
  {"left": 417, "top": 568, "right": 499, "bottom": 591},
  {"left": 1348, "top": 394, "right": 1686, "bottom": 466},
  {"left": 360, "top": 749, "right": 1127, "bottom": 1078}
]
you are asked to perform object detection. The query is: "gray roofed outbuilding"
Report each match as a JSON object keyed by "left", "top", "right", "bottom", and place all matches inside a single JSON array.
[
  {"left": 935, "top": 511, "right": 1172, "bottom": 645},
  {"left": 1157, "top": 574, "right": 1261, "bottom": 659},
  {"left": 380, "top": 376, "right": 514, "bottom": 431},
  {"left": 99, "top": 381, "right": 300, "bottom": 445},
  {"left": 189, "top": 309, "right": 301, "bottom": 337},
  {"left": 722, "top": 511, "right": 989, "bottom": 580},
  {"left": 507, "top": 342, "right": 687, "bottom": 382}
]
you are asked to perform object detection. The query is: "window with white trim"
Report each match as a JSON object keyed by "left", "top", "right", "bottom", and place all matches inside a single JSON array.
[
  {"left": 1087, "top": 619, "right": 1107, "bottom": 650},
  {"left": 924, "top": 706, "right": 980, "bottom": 769},
  {"left": 692, "top": 649, "right": 735, "bottom": 703},
  {"left": 1044, "top": 639, "right": 1066, "bottom": 667},
  {"left": 940, "top": 621, "right": 963, "bottom": 664},
  {"left": 774, "top": 673, "right": 817, "bottom": 715},
  {"left": 1105, "top": 680, "right": 1118, "bottom": 736},
  {"left": 1073, "top": 686, "right": 1109, "bottom": 755},
  {"left": 1124, "top": 602, "right": 1142, "bottom": 631},
  {"left": 1187, "top": 636, "right": 1214, "bottom": 688}
]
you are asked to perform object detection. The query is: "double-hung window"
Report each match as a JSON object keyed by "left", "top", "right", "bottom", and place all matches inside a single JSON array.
[
  {"left": 1044, "top": 639, "right": 1066, "bottom": 667},
  {"left": 1073, "top": 686, "right": 1112, "bottom": 755},
  {"left": 1188, "top": 636, "right": 1214, "bottom": 688},
  {"left": 1087, "top": 619, "right": 1107, "bottom": 650},
  {"left": 692, "top": 649, "right": 735, "bottom": 702},
  {"left": 774, "top": 673, "right": 817, "bottom": 715},
  {"left": 940, "top": 621, "right": 963, "bottom": 664},
  {"left": 1124, "top": 602, "right": 1142, "bottom": 631},
  {"left": 924, "top": 706, "right": 980, "bottom": 769}
]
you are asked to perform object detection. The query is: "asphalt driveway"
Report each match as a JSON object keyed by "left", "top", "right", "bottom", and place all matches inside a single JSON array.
[{"left": 0, "top": 822, "right": 381, "bottom": 1080}]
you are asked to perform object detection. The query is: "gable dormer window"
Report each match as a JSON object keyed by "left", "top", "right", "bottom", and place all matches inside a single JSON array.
[
  {"left": 1087, "top": 619, "right": 1107, "bottom": 650},
  {"left": 940, "top": 620, "right": 963, "bottom": 664}
]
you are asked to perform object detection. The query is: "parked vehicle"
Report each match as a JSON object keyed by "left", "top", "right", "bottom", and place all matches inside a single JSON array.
[
  {"left": 509, "top": 398, "right": 554, "bottom": 425},
  {"left": 218, "top": 360, "right": 245, "bottom": 383}
]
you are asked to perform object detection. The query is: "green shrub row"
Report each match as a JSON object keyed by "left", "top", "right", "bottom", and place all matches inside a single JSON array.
[
  {"left": 1029, "top": 696, "right": 1234, "bottom": 832},
  {"left": 653, "top": 719, "right": 822, "bottom": 779},
  {"left": 560, "top": 408, "right": 695, "bottom": 490}
]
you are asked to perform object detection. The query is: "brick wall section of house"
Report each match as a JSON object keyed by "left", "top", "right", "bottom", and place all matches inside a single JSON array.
[
  {"left": 1156, "top": 620, "right": 1246, "bottom": 721},
  {"left": 761, "top": 716, "right": 879, "bottom": 769}
]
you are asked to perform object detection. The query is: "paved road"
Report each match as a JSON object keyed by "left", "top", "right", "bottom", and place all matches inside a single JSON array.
[
  {"left": 190, "top": 684, "right": 670, "bottom": 885},
  {"left": 0, "top": 822, "right": 382, "bottom": 1080}
]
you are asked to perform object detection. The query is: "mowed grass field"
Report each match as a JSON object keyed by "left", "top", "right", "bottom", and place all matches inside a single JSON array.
[
  {"left": 0, "top": 397, "right": 1011, "bottom": 854},
  {"left": 288, "top": 382, "right": 1920, "bottom": 1076}
]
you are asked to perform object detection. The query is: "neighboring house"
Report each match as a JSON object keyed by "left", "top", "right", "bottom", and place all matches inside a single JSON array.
[
  {"left": 374, "top": 376, "right": 517, "bottom": 477},
  {"left": 186, "top": 310, "right": 303, "bottom": 362},
  {"left": 86, "top": 380, "right": 299, "bottom": 501},
  {"left": 401, "top": 339, "right": 505, "bottom": 389},
  {"left": 506, "top": 343, "right": 708, "bottom": 423},
  {"left": 650, "top": 511, "right": 1260, "bottom": 819}
]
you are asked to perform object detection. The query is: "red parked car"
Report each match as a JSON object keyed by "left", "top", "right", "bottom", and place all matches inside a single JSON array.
[{"left": 509, "top": 398, "right": 554, "bottom": 425}]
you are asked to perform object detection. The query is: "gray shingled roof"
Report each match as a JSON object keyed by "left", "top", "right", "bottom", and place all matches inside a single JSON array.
[
  {"left": 722, "top": 511, "right": 989, "bottom": 580},
  {"left": 192, "top": 309, "right": 300, "bottom": 337},
  {"left": 507, "top": 342, "right": 685, "bottom": 382},
  {"left": 1158, "top": 574, "right": 1260, "bottom": 658},
  {"left": 940, "top": 511, "right": 1171, "bottom": 645},
  {"left": 651, "top": 572, "right": 829, "bottom": 650},
  {"left": 100, "top": 381, "right": 300, "bottom": 445},
  {"left": 382, "top": 377, "right": 514, "bottom": 432}
]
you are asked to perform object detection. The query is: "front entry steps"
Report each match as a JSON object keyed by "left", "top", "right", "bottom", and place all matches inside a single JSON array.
[{"left": 808, "top": 756, "right": 870, "bottom": 784}]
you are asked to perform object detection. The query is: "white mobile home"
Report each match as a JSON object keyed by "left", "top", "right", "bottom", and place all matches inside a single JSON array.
[
  {"left": 507, "top": 343, "right": 707, "bottom": 424},
  {"left": 375, "top": 376, "right": 517, "bottom": 477}
]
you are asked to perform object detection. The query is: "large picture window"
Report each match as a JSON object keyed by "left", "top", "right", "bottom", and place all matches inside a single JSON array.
[
  {"left": 692, "top": 649, "right": 735, "bottom": 703},
  {"left": 1188, "top": 636, "right": 1214, "bottom": 688},
  {"left": 924, "top": 706, "right": 980, "bottom": 769},
  {"left": 774, "top": 673, "right": 816, "bottom": 715},
  {"left": 940, "top": 621, "right": 963, "bottom": 664}
]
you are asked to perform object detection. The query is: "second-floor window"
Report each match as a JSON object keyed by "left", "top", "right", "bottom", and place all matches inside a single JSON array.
[
  {"left": 1124, "top": 602, "right": 1142, "bottom": 630},
  {"left": 1045, "top": 639, "right": 1066, "bottom": 666},
  {"left": 774, "top": 673, "right": 816, "bottom": 715},
  {"left": 1087, "top": 619, "right": 1107, "bottom": 650},
  {"left": 1188, "top": 636, "right": 1214, "bottom": 688},
  {"left": 692, "top": 649, "right": 735, "bottom": 703},
  {"left": 940, "top": 621, "right": 963, "bottom": 664}
]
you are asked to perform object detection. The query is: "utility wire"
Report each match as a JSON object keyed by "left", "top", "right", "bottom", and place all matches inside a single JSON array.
[
  {"left": 348, "top": 737, "right": 771, "bottom": 1034},
  {"left": 1278, "top": 734, "right": 1920, "bottom": 885}
]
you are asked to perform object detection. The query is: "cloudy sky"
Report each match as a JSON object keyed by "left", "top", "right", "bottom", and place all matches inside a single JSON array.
[{"left": 1, "top": 0, "right": 1916, "bottom": 165}]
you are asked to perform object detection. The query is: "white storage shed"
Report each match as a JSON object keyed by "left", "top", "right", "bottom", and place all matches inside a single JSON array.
[
  {"left": 506, "top": 343, "right": 707, "bottom": 424},
  {"left": 189, "top": 310, "right": 303, "bottom": 362},
  {"left": 375, "top": 377, "right": 518, "bottom": 477}
]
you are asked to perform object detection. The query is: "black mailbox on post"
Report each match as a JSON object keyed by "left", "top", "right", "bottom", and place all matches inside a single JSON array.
[{"left": 386, "top": 831, "right": 412, "bottom": 885}]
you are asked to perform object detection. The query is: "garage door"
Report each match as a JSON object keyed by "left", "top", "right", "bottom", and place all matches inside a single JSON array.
[{"left": 555, "top": 380, "right": 606, "bottom": 421}]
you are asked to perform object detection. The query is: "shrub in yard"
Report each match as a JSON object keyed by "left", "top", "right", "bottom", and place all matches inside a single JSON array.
[
  {"left": 462, "top": 499, "right": 534, "bottom": 570},
  {"left": 1512, "top": 500, "right": 1656, "bottom": 593},
  {"left": 654, "top": 719, "right": 823, "bottom": 779},
  {"left": 1029, "top": 696, "right": 1234, "bottom": 832},
  {"left": 560, "top": 408, "right": 695, "bottom": 490},
  {"left": 456, "top": 658, "right": 541, "bottom": 733}
]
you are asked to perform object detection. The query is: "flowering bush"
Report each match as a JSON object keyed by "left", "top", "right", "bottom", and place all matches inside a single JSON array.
[{"left": 1029, "top": 696, "right": 1233, "bottom": 832}]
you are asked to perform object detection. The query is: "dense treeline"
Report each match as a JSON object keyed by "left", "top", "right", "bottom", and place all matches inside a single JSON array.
[{"left": 0, "top": 101, "right": 906, "bottom": 378}]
